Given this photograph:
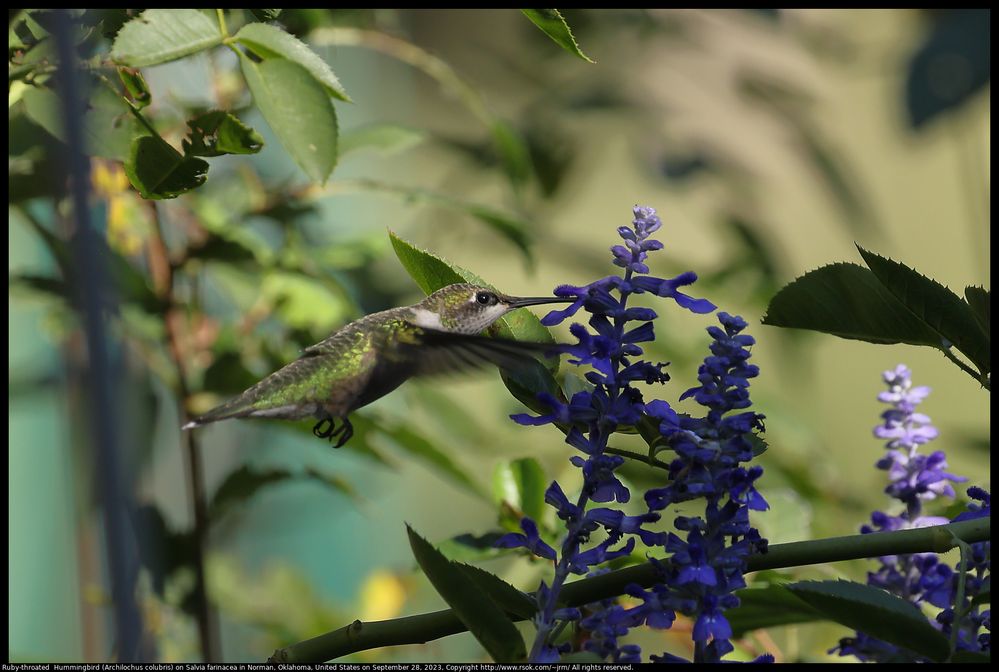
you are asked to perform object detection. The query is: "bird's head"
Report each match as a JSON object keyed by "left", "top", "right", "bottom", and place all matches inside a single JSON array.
[{"left": 411, "top": 283, "right": 572, "bottom": 334}]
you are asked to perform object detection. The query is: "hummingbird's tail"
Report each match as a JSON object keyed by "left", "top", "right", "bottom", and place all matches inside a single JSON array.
[{"left": 181, "top": 393, "right": 306, "bottom": 430}]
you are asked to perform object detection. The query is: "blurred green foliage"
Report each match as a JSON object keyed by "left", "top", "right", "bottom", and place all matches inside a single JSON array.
[{"left": 8, "top": 8, "right": 989, "bottom": 663}]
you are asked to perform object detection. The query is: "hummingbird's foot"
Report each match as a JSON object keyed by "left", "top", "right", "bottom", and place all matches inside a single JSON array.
[{"left": 311, "top": 417, "right": 354, "bottom": 449}]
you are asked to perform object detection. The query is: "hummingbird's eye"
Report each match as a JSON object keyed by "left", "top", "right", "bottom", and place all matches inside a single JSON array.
[{"left": 475, "top": 291, "right": 496, "bottom": 305}]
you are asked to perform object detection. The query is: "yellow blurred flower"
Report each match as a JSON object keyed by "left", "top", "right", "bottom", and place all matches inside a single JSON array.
[{"left": 91, "top": 159, "right": 150, "bottom": 256}]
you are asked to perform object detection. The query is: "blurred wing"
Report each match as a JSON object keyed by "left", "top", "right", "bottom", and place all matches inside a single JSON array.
[{"left": 396, "top": 325, "right": 561, "bottom": 378}]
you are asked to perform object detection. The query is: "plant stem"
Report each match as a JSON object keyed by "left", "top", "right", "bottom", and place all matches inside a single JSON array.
[
  {"left": 268, "top": 517, "right": 990, "bottom": 663},
  {"left": 147, "top": 204, "right": 219, "bottom": 662}
]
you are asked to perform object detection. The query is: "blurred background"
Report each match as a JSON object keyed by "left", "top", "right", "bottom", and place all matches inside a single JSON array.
[{"left": 8, "top": 8, "right": 990, "bottom": 663}]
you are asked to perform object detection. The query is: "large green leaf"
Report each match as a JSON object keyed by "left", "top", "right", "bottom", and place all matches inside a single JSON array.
[
  {"left": 492, "top": 458, "right": 547, "bottom": 523},
  {"left": 183, "top": 111, "right": 264, "bottom": 157},
  {"left": 454, "top": 563, "right": 537, "bottom": 620},
  {"left": 762, "top": 263, "right": 942, "bottom": 346},
  {"left": 521, "top": 9, "right": 593, "bottom": 62},
  {"left": 124, "top": 135, "right": 209, "bottom": 199},
  {"left": 388, "top": 231, "right": 560, "bottom": 413},
  {"left": 235, "top": 22, "right": 351, "bottom": 102},
  {"left": 238, "top": 54, "right": 338, "bottom": 184},
  {"left": 857, "top": 246, "right": 989, "bottom": 376},
  {"left": 111, "top": 9, "right": 222, "bottom": 67},
  {"left": 786, "top": 580, "right": 951, "bottom": 662},
  {"left": 964, "top": 286, "right": 990, "bottom": 340},
  {"left": 406, "top": 526, "right": 526, "bottom": 663},
  {"left": 726, "top": 585, "right": 823, "bottom": 637}
]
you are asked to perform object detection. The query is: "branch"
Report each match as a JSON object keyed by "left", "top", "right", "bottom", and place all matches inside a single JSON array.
[
  {"left": 269, "top": 517, "right": 990, "bottom": 663},
  {"left": 147, "top": 204, "right": 220, "bottom": 662}
]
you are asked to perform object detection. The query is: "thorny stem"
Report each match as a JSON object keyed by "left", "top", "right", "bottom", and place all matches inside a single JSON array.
[{"left": 147, "top": 203, "right": 220, "bottom": 662}]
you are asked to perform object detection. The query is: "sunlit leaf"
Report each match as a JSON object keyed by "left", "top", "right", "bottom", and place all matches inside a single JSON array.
[
  {"left": 238, "top": 53, "right": 338, "bottom": 184},
  {"left": 522, "top": 9, "right": 594, "bottom": 62},
  {"left": 235, "top": 21, "right": 350, "bottom": 102},
  {"left": 492, "top": 458, "right": 547, "bottom": 523},
  {"left": 111, "top": 9, "right": 222, "bottom": 67}
]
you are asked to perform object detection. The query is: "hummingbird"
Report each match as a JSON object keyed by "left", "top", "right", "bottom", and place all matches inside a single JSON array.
[{"left": 182, "top": 283, "right": 572, "bottom": 447}]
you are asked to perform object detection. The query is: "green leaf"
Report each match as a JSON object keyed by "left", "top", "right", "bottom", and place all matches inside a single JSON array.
[
  {"left": 726, "top": 585, "right": 823, "bottom": 637},
  {"left": 377, "top": 424, "right": 486, "bottom": 500},
  {"left": 762, "top": 263, "right": 942, "bottom": 346},
  {"left": 492, "top": 458, "right": 547, "bottom": 522},
  {"left": 454, "top": 563, "right": 536, "bottom": 620},
  {"left": 235, "top": 22, "right": 350, "bottom": 102},
  {"left": 406, "top": 525, "right": 527, "bottom": 663},
  {"left": 124, "top": 135, "right": 209, "bottom": 199},
  {"left": 786, "top": 580, "right": 951, "bottom": 662},
  {"left": 238, "top": 54, "right": 338, "bottom": 184},
  {"left": 249, "top": 9, "right": 283, "bottom": 22},
  {"left": 117, "top": 67, "right": 151, "bottom": 108},
  {"left": 339, "top": 124, "right": 426, "bottom": 157},
  {"left": 964, "top": 286, "right": 990, "bottom": 340},
  {"left": 209, "top": 465, "right": 356, "bottom": 521},
  {"left": 21, "top": 84, "right": 138, "bottom": 160},
  {"left": 388, "top": 231, "right": 560, "bottom": 413},
  {"left": 183, "top": 111, "right": 264, "bottom": 157},
  {"left": 111, "top": 9, "right": 222, "bottom": 67},
  {"left": 857, "top": 245, "right": 990, "bottom": 376},
  {"left": 521, "top": 9, "right": 594, "bottom": 62}
]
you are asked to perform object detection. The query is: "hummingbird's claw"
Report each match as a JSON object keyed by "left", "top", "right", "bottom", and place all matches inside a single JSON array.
[{"left": 312, "top": 416, "right": 354, "bottom": 449}]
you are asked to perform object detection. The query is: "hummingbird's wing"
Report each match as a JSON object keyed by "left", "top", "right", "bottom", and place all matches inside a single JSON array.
[{"left": 394, "top": 325, "right": 562, "bottom": 377}]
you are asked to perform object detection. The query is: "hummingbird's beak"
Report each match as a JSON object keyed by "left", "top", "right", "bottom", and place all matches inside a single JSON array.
[{"left": 505, "top": 295, "right": 575, "bottom": 309}]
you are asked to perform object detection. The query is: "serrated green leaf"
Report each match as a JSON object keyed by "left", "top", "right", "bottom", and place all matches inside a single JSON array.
[
  {"left": 406, "top": 525, "right": 527, "bottom": 663},
  {"left": 858, "top": 245, "right": 990, "bottom": 376},
  {"left": 454, "top": 563, "right": 537, "bottom": 620},
  {"left": 786, "top": 579, "right": 951, "bottom": 662},
  {"left": 521, "top": 9, "right": 594, "bottom": 63},
  {"left": 235, "top": 22, "right": 350, "bottom": 102},
  {"left": 183, "top": 110, "right": 264, "bottom": 157},
  {"left": 726, "top": 585, "right": 823, "bottom": 638},
  {"left": 111, "top": 9, "right": 222, "bottom": 67},
  {"left": 964, "top": 286, "right": 990, "bottom": 341},
  {"left": 492, "top": 458, "right": 547, "bottom": 523},
  {"left": 238, "top": 53, "right": 338, "bottom": 184},
  {"left": 763, "top": 263, "right": 942, "bottom": 346},
  {"left": 377, "top": 424, "right": 486, "bottom": 500},
  {"left": 339, "top": 124, "right": 426, "bottom": 157},
  {"left": 124, "top": 135, "right": 209, "bottom": 199}
]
